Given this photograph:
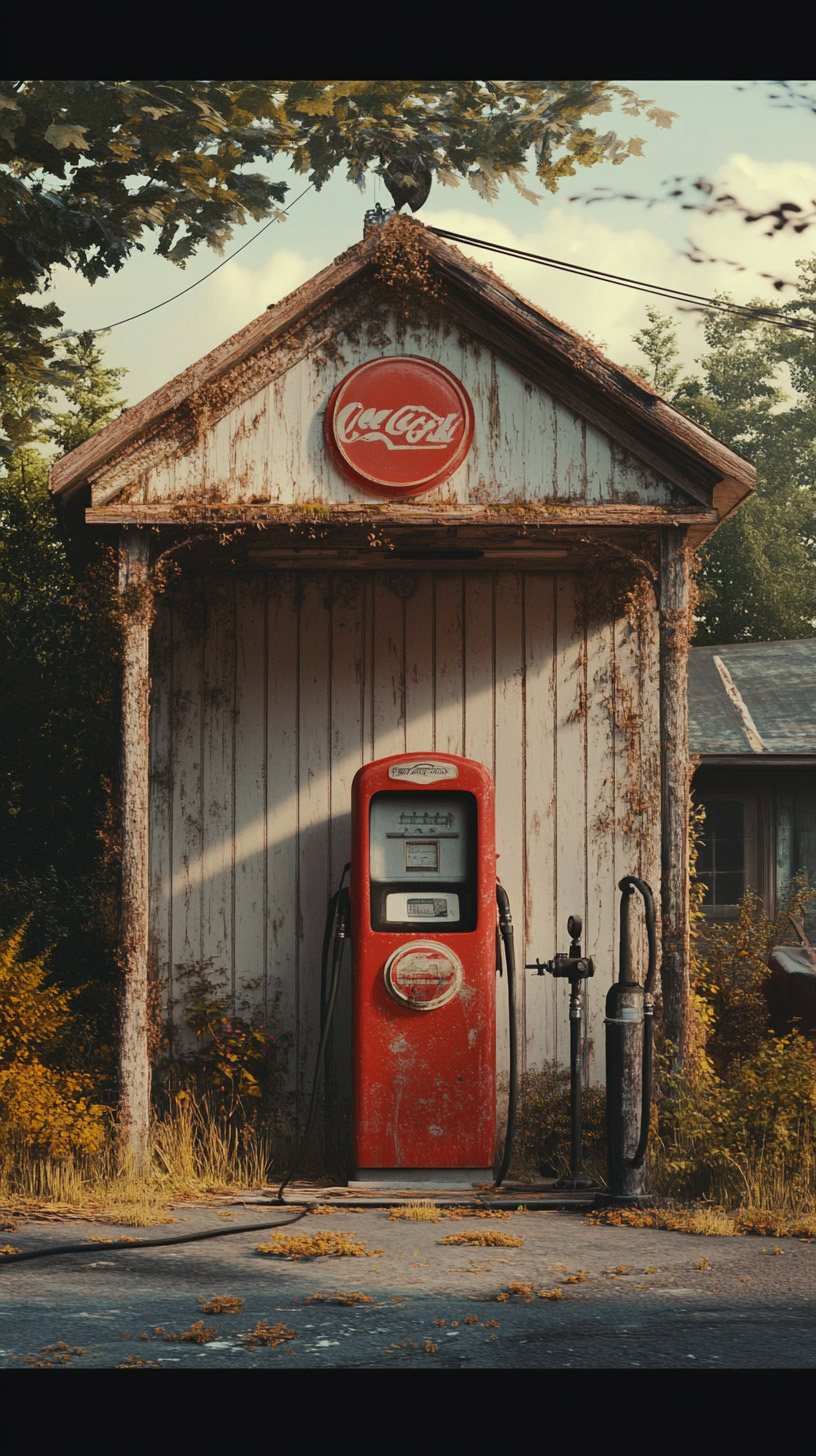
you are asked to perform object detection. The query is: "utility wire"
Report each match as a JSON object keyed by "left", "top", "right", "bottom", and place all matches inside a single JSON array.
[
  {"left": 61, "top": 200, "right": 816, "bottom": 345},
  {"left": 64, "top": 182, "right": 317, "bottom": 339},
  {"left": 428, "top": 226, "right": 816, "bottom": 337}
]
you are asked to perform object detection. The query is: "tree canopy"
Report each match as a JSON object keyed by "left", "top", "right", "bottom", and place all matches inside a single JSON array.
[
  {"left": 0, "top": 80, "right": 673, "bottom": 453},
  {"left": 0, "top": 335, "right": 126, "bottom": 1077},
  {"left": 631, "top": 294, "right": 816, "bottom": 644}
]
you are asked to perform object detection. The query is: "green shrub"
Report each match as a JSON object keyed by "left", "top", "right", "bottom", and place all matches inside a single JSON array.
[
  {"left": 155, "top": 965, "right": 290, "bottom": 1130},
  {"left": 652, "top": 852, "right": 816, "bottom": 1208},
  {"left": 512, "top": 1062, "right": 606, "bottom": 1181}
]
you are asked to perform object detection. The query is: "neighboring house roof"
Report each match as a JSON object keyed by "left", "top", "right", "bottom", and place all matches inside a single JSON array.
[
  {"left": 689, "top": 639, "right": 816, "bottom": 760},
  {"left": 50, "top": 218, "right": 755, "bottom": 547}
]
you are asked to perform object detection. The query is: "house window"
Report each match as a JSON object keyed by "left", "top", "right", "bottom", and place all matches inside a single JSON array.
[{"left": 696, "top": 795, "right": 758, "bottom": 920}]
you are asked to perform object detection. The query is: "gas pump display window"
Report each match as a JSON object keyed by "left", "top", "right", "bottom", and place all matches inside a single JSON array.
[
  {"left": 369, "top": 791, "right": 477, "bottom": 932},
  {"left": 405, "top": 840, "right": 439, "bottom": 872}
]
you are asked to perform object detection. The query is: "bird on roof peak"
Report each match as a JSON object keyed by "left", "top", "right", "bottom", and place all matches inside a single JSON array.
[{"left": 379, "top": 154, "right": 433, "bottom": 214}]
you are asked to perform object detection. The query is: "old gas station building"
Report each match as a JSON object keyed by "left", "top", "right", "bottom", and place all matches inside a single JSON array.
[{"left": 51, "top": 218, "right": 755, "bottom": 1162}]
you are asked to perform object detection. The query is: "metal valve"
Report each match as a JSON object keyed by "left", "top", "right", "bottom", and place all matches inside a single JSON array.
[
  {"left": 526, "top": 913, "right": 595, "bottom": 984},
  {"left": 525, "top": 913, "right": 599, "bottom": 1192}
]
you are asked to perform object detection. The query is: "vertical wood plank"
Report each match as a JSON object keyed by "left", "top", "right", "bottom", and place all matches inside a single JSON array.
[
  {"left": 493, "top": 573, "right": 526, "bottom": 1107},
  {"left": 463, "top": 573, "right": 494, "bottom": 773},
  {"left": 297, "top": 575, "right": 332, "bottom": 1111},
  {"left": 584, "top": 593, "right": 617, "bottom": 1084},
  {"left": 372, "top": 574, "right": 406, "bottom": 760},
  {"left": 434, "top": 574, "right": 465, "bottom": 756},
  {"left": 233, "top": 574, "right": 267, "bottom": 1017},
  {"left": 585, "top": 421, "right": 613, "bottom": 504},
  {"left": 362, "top": 575, "right": 375, "bottom": 764},
  {"left": 200, "top": 576, "right": 235, "bottom": 1001},
  {"left": 554, "top": 404, "right": 584, "bottom": 501},
  {"left": 327, "top": 572, "right": 367, "bottom": 1141},
  {"left": 230, "top": 395, "right": 267, "bottom": 502},
  {"left": 613, "top": 604, "right": 645, "bottom": 982},
  {"left": 404, "top": 574, "right": 435, "bottom": 753},
  {"left": 554, "top": 575, "right": 588, "bottom": 1069},
  {"left": 522, "top": 574, "right": 557, "bottom": 1071},
  {"left": 169, "top": 575, "right": 205, "bottom": 1052},
  {"left": 266, "top": 571, "right": 300, "bottom": 1112}
]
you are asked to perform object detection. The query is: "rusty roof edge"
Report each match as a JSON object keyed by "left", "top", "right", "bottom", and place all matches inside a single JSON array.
[
  {"left": 49, "top": 233, "right": 381, "bottom": 503},
  {"left": 50, "top": 219, "right": 755, "bottom": 514},
  {"left": 433, "top": 245, "right": 755, "bottom": 499}
]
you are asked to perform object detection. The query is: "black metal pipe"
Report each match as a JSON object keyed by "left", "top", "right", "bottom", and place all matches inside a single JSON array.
[
  {"left": 630, "top": 997, "right": 654, "bottom": 1170},
  {"left": 569, "top": 984, "right": 583, "bottom": 1176}
]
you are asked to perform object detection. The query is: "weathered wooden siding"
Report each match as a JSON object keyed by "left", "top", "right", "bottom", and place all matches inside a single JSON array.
[
  {"left": 93, "top": 315, "right": 687, "bottom": 513},
  {"left": 148, "top": 568, "right": 661, "bottom": 1120}
]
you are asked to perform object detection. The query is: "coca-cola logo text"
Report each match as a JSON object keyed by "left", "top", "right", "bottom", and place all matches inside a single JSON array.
[{"left": 336, "top": 402, "right": 463, "bottom": 450}]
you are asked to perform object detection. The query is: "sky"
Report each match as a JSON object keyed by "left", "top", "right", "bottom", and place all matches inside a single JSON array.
[{"left": 45, "top": 81, "right": 816, "bottom": 410}]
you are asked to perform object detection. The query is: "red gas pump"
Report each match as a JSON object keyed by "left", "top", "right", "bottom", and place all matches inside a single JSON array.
[{"left": 350, "top": 753, "right": 512, "bottom": 1185}]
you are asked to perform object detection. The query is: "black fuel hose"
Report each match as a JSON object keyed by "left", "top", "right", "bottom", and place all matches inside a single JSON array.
[
  {"left": 0, "top": 1206, "right": 311, "bottom": 1267},
  {"left": 617, "top": 876, "right": 658, "bottom": 1172},
  {"left": 630, "top": 1001, "right": 654, "bottom": 1170},
  {"left": 493, "top": 884, "right": 517, "bottom": 1187},
  {"left": 277, "top": 877, "right": 350, "bottom": 1201}
]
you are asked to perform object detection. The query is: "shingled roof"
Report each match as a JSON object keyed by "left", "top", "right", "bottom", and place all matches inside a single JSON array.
[{"left": 689, "top": 639, "right": 816, "bottom": 761}]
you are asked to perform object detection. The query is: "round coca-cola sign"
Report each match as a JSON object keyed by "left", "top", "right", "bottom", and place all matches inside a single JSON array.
[{"left": 325, "top": 356, "right": 474, "bottom": 498}]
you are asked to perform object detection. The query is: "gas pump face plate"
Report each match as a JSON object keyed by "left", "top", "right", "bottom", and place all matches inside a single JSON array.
[{"left": 383, "top": 940, "right": 463, "bottom": 1011}]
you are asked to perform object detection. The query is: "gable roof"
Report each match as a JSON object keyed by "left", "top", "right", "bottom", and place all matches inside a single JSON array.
[
  {"left": 690, "top": 639, "right": 816, "bottom": 760},
  {"left": 50, "top": 217, "right": 755, "bottom": 539}
]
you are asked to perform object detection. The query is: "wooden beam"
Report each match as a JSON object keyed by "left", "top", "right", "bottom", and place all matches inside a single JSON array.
[
  {"left": 118, "top": 527, "right": 153, "bottom": 1167},
  {"left": 86, "top": 503, "right": 719, "bottom": 529},
  {"left": 659, "top": 526, "right": 691, "bottom": 1061}
]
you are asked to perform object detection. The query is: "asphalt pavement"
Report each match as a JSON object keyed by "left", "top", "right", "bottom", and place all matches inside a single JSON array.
[{"left": 1, "top": 1202, "right": 815, "bottom": 1369}]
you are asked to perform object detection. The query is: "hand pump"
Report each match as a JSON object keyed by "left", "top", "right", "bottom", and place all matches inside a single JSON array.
[{"left": 603, "top": 876, "right": 658, "bottom": 1204}]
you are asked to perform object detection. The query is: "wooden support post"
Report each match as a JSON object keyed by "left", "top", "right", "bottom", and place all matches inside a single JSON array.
[
  {"left": 659, "top": 527, "right": 691, "bottom": 1062},
  {"left": 118, "top": 528, "right": 153, "bottom": 1167}
]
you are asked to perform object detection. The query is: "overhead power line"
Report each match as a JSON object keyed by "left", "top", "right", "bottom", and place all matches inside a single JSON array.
[
  {"left": 62, "top": 203, "right": 816, "bottom": 345},
  {"left": 428, "top": 225, "right": 816, "bottom": 337},
  {"left": 62, "top": 183, "right": 317, "bottom": 339}
]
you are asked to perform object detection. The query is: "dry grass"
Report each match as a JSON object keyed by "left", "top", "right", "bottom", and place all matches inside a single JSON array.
[
  {"left": 198, "top": 1295, "right": 245, "bottom": 1315},
  {"left": 152, "top": 1321, "right": 217, "bottom": 1344},
  {"left": 0, "top": 1099, "right": 278, "bottom": 1226},
  {"left": 439, "top": 1231, "right": 523, "bottom": 1248},
  {"left": 587, "top": 1203, "right": 816, "bottom": 1240},
  {"left": 255, "top": 1231, "right": 384, "bottom": 1260},
  {"left": 496, "top": 1283, "right": 563, "bottom": 1302},
  {"left": 388, "top": 1200, "right": 441, "bottom": 1222},
  {"left": 238, "top": 1322, "right": 298, "bottom": 1350}
]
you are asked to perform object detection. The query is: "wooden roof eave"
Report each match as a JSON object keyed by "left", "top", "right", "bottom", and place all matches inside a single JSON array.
[{"left": 84, "top": 500, "right": 719, "bottom": 533}]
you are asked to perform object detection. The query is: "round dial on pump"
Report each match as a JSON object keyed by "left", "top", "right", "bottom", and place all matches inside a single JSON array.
[{"left": 383, "top": 940, "right": 463, "bottom": 1012}]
